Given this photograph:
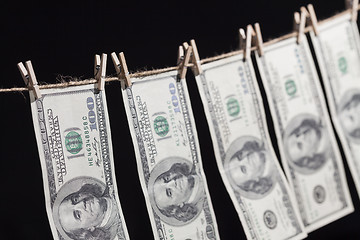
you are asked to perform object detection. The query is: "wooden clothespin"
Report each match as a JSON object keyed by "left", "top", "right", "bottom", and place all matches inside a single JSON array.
[
  {"left": 94, "top": 53, "right": 107, "bottom": 91},
  {"left": 294, "top": 5, "right": 319, "bottom": 39},
  {"left": 188, "top": 39, "right": 203, "bottom": 76},
  {"left": 346, "top": 0, "right": 359, "bottom": 22},
  {"left": 182, "top": 42, "right": 190, "bottom": 51},
  {"left": 293, "top": 12, "right": 301, "bottom": 32},
  {"left": 239, "top": 24, "right": 264, "bottom": 59},
  {"left": 306, "top": 4, "right": 320, "bottom": 36},
  {"left": 254, "top": 23, "right": 264, "bottom": 57},
  {"left": 182, "top": 40, "right": 203, "bottom": 75},
  {"left": 177, "top": 45, "right": 184, "bottom": 66},
  {"left": 178, "top": 45, "right": 193, "bottom": 80},
  {"left": 294, "top": 8, "right": 307, "bottom": 44},
  {"left": 245, "top": 25, "right": 255, "bottom": 60},
  {"left": 17, "top": 60, "right": 41, "bottom": 99},
  {"left": 240, "top": 25, "right": 256, "bottom": 61},
  {"left": 111, "top": 52, "right": 132, "bottom": 88},
  {"left": 239, "top": 28, "right": 246, "bottom": 54}
]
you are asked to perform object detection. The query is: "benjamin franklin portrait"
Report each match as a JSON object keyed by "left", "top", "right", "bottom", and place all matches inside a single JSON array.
[
  {"left": 337, "top": 89, "right": 360, "bottom": 143},
  {"left": 148, "top": 157, "right": 205, "bottom": 226},
  {"left": 224, "top": 136, "right": 276, "bottom": 199},
  {"left": 52, "top": 177, "right": 123, "bottom": 240},
  {"left": 283, "top": 114, "right": 329, "bottom": 174}
]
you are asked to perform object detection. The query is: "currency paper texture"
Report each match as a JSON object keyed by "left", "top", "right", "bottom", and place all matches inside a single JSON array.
[
  {"left": 30, "top": 84, "right": 129, "bottom": 240},
  {"left": 195, "top": 54, "right": 306, "bottom": 240},
  {"left": 122, "top": 71, "right": 220, "bottom": 240},
  {"left": 255, "top": 36, "right": 354, "bottom": 232},
  {"left": 309, "top": 13, "right": 360, "bottom": 199}
]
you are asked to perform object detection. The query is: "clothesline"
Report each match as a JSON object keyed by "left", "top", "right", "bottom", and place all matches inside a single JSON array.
[{"left": 0, "top": 6, "right": 356, "bottom": 93}]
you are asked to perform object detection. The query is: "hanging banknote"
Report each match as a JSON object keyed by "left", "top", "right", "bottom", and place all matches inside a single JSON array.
[
  {"left": 122, "top": 71, "right": 220, "bottom": 240},
  {"left": 30, "top": 84, "right": 130, "bottom": 240},
  {"left": 194, "top": 54, "right": 306, "bottom": 240},
  {"left": 255, "top": 35, "right": 354, "bottom": 232},
  {"left": 309, "top": 12, "right": 360, "bottom": 199}
]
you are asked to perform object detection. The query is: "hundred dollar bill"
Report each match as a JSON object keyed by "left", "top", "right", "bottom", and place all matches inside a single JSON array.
[
  {"left": 30, "top": 84, "right": 129, "bottom": 240},
  {"left": 194, "top": 54, "right": 306, "bottom": 240},
  {"left": 255, "top": 35, "right": 354, "bottom": 232},
  {"left": 309, "top": 12, "right": 360, "bottom": 199},
  {"left": 122, "top": 71, "right": 220, "bottom": 240}
]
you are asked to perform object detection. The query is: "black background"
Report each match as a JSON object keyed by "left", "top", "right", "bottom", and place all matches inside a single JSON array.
[{"left": 1, "top": 0, "right": 360, "bottom": 239}]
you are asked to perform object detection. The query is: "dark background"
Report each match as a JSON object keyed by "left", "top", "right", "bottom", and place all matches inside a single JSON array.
[{"left": 1, "top": 0, "right": 359, "bottom": 239}]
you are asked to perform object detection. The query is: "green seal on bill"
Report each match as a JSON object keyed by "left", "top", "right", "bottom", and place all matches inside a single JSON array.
[
  {"left": 226, "top": 98, "right": 240, "bottom": 117},
  {"left": 154, "top": 116, "right": 169, "bottom": 137},
  {"left": 338, "top": 57, "right": 347, "bottom": 74},
  {"left": 285, "top": 79, "right": 297, "bottom": 97},
  {"left": 65, "top": 131, "right": 83, "bottom": 154}
]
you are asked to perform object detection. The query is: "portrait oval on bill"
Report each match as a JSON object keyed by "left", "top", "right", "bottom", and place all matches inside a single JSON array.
[
  {"left": 52, "top": 176, "right": 122, "bottom": 240},
  {"left": 337, "top": 88, "right": 360, "bottom": 144},
  {"left": 283, "top": 113, "right": 329, "bottom": 174},
  {"left": 147, "top": 157, "right": 205, "bottom": 226},
  {"left": 224, "top": 136, "right": 276, "bottom": 200}
]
